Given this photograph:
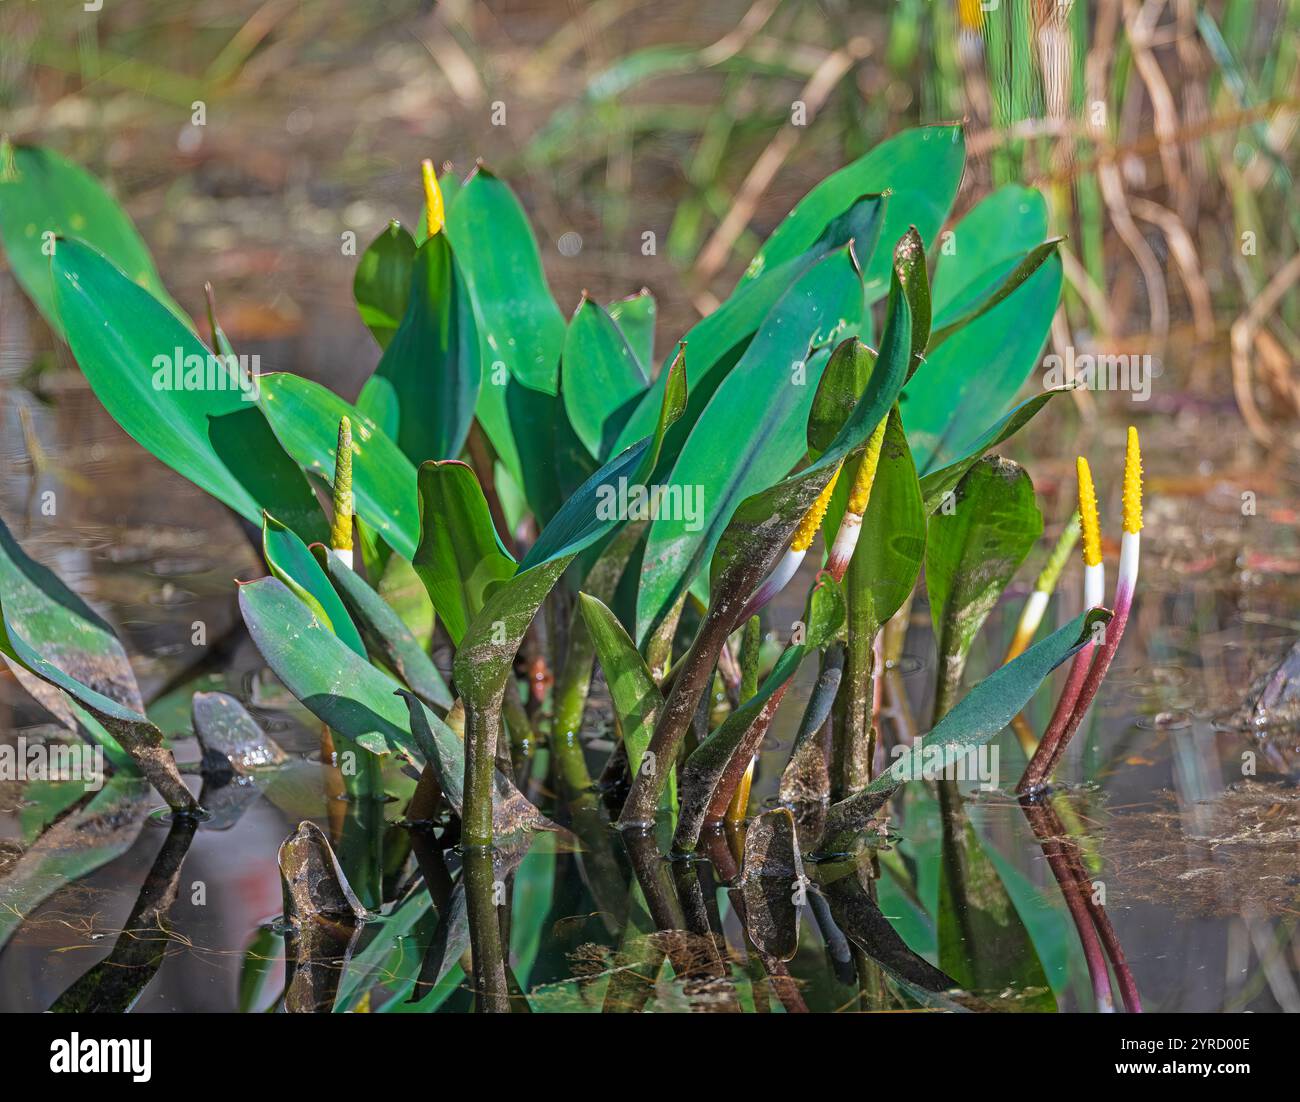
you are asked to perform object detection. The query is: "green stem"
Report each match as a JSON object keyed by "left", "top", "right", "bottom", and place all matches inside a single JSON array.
[
  {"left": 463, "top": 846, "right": 510, "bottom": 1012},
  {"left": 462, "top": 705, "right": 499, "bottom": 848},
  {"left": 549, "top": 612, "right": 596, "bottom": 797}
]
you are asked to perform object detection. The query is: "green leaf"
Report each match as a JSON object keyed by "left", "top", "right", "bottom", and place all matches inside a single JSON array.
[
  {"left": 356, "top": 231, "right": 481, "bottom": 465},
  {"left": 819, "top": 608, "right": 1111, "bottom": 847},
  {"left": 353, "top": 220, "right": 416, "bottom": 350},
  {"left": 257, "top": 372, "right": 418, "bottom": 560},
  {"left": 0, "top": 511, "right": 138, "bottom": 770},
  {"left": 606, "top": 289, "right": 656, "bottom": 375},
  {"left": 261, "top": 513, "right": 366, "bottom": 657},
  {"left": 925, "top": 456, "right": 1043, "bottom": 692},
  {"left": 742, "top": 124, "right": 964, "bottom": 300},
  {"left": 51, "top": 240, "right": 326, "bottom": 545},
  {"left": 930, "top": 185, "right": 1049, "bottom": 321},
  {"left": 520, "top": 350, "right": 686, "bottom": 573},
  {"left": 0, "top": 589, "right": 193, "bottom": 810},
  {"left": 707, "top": 253, "right": 914, "bottom": 628},
  {"left": 413, "top": 460, "right": 517, "bottom": 646},
  {"left": 314, "top": 548, "right": 452, "bottom": 710},
  {"left": 610, "top": 193, "right": 887, "bottom": 468},
  {"left": 841, "top": 406, "right": 925, "bottom": 633},
  {"left": 0, "top": 142, "right": 187, "bottom": 338},
  {"left": 446, "top": 165, "right": 565, "bottom": 502},
  {"left": 576, "top": 593, "right": 671, "bottom": 806},
  {"left": 636, "top": 245, "right": 864, "bottom": 642},
  {"left": 917, "top": 390, "right": 1063, "bottom": 514},
  {"left": 902, "top": 186, "right": 1063, "bottom": 480},
  {"left": 239, "top": 577, "right": 416, "bottom": 758},
  {"left": 562, "top": 296, "right": 649, "bottom": 459}
]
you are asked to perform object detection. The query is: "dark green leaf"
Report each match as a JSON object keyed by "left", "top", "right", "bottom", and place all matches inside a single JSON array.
[
  {"left": 353, "top": 220, "right": 416, "bottom": 350},
  {"left": 0, "top": 142, "right": 187, "bottom": 338},
  {"left": 412, "top": 460, "right": 516, "bottom": 646},
  {"left": 52, "top": 240, "right": 326, "bottom": 545},
  {"left": 356, "top": 231, "right": 481, "bottom": 465},
  {"left": 562, "top": 296, "right": 649, "bottom": 459},
  {"left": 258, "top": 372, "right": 418, "bottom": 559},
  {"left": 314, "top": 548, "right": 453, "bottom": 710},
  {"left": 261, "top": 513, "right": 366, "bottom": 658}
]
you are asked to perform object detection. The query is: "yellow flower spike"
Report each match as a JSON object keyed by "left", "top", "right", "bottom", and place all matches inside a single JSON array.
[
  {"left": 1122, "top": 426, "right": 1143, "bottom": 535},
  {"left": 791, "top": 467, "right": 842, "bottom": 552},
  {"left": 957, "top": 0, "right": 985, "bottom": 33},
  {"left": 331, "top": 416, "right": 354, "bottom": 556},
  {"left": 846, "top": 417, "right": 888, "bottom": 515},
  {"left": 421, "top": 159, "right": 444, "bottom": 237},
  {"left": 1077, "top": 456, "right": 1102, "bottom": 568}
]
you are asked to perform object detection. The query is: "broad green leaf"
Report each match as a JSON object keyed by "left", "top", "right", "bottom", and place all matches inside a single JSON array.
[
  {"left": 0, "top": 512, "right": 138, "bottom": 770},
  {"left": 562, "top": 296, "right": 649, "bottom": 459},
  {"left": 413, "top": 460, "right": 517, "bottom": 646},
  {"left": 520, "top": 350, "right": 686, "bottom": 573},
  {"left": 0, "top": 142, "right": 186, "bottom": 337},
  {"left": 0, "top": 774, "right": 152, "bottom": 952},
  {"left": 446, "top": 165, "right": 565, "bottom": 502},
  {"left": 257, "top": 372, "right": 418, "bottom": 559},
  {"left": 611, "top": 193, "right": 887, "bottom": 468},
  {"left": 314, "top": 548, "right": 453, "bottom": 710},
  {"left": 917, "top": 389, "right": 1064, "bottom": 514},
  {"left": 356, "top": 230, "right": 481, "bottom": 465},
  {"left": 902, "top": 186, "right": 1063, "bottom": 479},
  {"left": 261, "top": 513, "right": 365, "bottom": 657},
  {"left": 606, "top": 289, "right": 656, "bottom": 375},
  {"left": 930, "top": 185, "right": 1049, "bottom": 320},
  {"left": 238, "top": 576, "right": 415, "bottom": 759},
  {"left": 51, "top": 240, "right": 326, "bottom": 545},
  {"left": 926, "top": 456, "right": 1042, "bottom": 701},
  {"left": 707, "top": 252, "right": 914, "bottom": 628},
  {"left": 819, "top": 608, "right": 1111, "bottom": 848},
  {"left": 577, "top": 593, "right": 672, "bottom": 807},
  {"left": 742, "top": 124, "right": 964, "bottom": 300},
  {"left": 353, "top": 220, "right": 416, "bottom": 349},
  {"left": 636, "top": 245, "right": 864, "bottom": 642},
  {"left": 0, "top": 517, "right": 193, "bottom": 809}
]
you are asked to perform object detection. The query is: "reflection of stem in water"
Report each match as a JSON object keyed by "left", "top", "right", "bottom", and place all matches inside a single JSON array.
[
  {"left": 1020, "top": 793, "right": 1141, "bottom": 1012},
  {"left": 48, "top": 815, "right": 198, "bottom": 1013}
]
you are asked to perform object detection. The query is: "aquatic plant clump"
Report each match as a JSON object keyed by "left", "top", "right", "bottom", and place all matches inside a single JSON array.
[{"left": 0, "top": 117, "right": 1161, "bottom": 1016}]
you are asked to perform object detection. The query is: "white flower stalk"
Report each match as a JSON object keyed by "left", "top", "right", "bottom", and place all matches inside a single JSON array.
[
  {"left": 1018, "top": 454, "right": 1107, "bottom": 793},
  {"left": 1004, "top": 510, "right": 1081, "bottom": 665},
  {"left": 1021, "top": 428, "right": 1145, "bottom": 793},
  {"left": 824, "top": 416, "right": 888, "bottom": 581},
  {"left": 330, "top": 416, "right": 355, "bottom": 570}
]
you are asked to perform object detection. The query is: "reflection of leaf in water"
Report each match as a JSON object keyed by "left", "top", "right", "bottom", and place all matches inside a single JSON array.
[
  {"left": 936, "top": 782, "right": 1056, "bottom": 1012},
  {"left": 0, "top": 774, "right": 152, "bottom": 952}
]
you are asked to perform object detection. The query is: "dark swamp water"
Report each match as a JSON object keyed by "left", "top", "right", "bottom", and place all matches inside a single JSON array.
[{"left": 1, "top": 271, "right": 1298, "bottom": 1011}]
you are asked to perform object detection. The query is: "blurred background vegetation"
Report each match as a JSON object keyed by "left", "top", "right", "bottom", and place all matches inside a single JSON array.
[{"left": 2, "top": 0, "right": 1297, "bottom": 449}]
